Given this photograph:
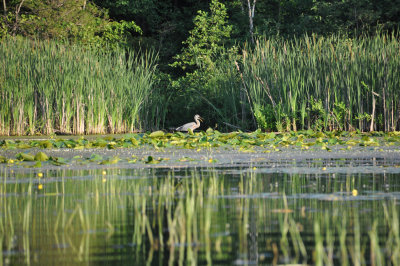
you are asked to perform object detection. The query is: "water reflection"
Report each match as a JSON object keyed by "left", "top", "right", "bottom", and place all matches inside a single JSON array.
[{"left": 1, "top": 158, "right": 400, "bottom": 265}]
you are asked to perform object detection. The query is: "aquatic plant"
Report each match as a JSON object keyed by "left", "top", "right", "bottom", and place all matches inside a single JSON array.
[
  {"left": 0, "top": 130, "right": 399, "bottom": 169},
  {"left": 239, "top": 33, "right": 400, "bottom": 132},
  {"left": 0, "top": 37, "right": 158, "bottom": 135}
]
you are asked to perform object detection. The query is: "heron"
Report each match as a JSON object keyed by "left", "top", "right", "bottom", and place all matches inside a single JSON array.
[{"left": 175, "top": 114, "right": 203, "bottom": 132}]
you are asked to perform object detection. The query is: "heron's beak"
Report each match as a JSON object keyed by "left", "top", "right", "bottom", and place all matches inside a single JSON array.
[{"left": 199, "top": 116, "right": 204, "bottom": 122}]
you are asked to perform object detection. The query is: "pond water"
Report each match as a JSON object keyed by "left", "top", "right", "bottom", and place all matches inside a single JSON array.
[{"left": 1, "top": 157, "right": 400, "bottom": 265}]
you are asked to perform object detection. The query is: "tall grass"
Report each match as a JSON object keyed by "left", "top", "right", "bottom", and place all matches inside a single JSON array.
[
  {"left": 0, "top": 37, "right": 158, "bottom": 135},
  {"left": 238, "top": 33, "right": 400, "bottom": 132},
  {"left": 3, "top": 34, "right": 399, "bottom": 134}
]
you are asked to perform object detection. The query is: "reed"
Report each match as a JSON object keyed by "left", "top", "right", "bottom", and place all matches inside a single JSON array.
[
  {"left": 239, "top": 33, "right": 400, "bottom": 132},
  {"left": 0, "top": 37, "right": 158, "bottom": 135}
]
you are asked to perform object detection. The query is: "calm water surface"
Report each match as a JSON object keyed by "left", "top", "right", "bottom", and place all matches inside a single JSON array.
[{"left": 1, "top": 157, "right": 400, "bottom": 265}]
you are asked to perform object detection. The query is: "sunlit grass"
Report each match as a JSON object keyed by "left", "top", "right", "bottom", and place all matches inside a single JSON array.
[
  {"left": 0, "top": 37, "right": 158, "bottom": 136},
  {"left": 240, "top": 33, "right": 400, "bottom": 132}
]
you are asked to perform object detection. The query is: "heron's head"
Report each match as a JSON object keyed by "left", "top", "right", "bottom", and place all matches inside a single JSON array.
[{"left": 194, "top": 114, "right": 203, "bottom": 122}]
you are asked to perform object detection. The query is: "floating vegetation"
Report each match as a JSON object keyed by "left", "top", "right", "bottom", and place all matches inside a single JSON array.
[
  {"left": 1, "top": 130, "right": 400, "bottom": 150},
  {"left": 0, "top": 130, "right": 399, "bottom": 168}
]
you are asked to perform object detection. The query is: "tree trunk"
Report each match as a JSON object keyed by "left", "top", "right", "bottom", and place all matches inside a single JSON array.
[
  {"left": 369, "top": 92, "right": 377, "bottom": 132},
  {"left": 3, "top": 0, "right": 7, "bottom": 16},
  {"left": 246, "top": 0, "right": 256, "bottom": 44}
]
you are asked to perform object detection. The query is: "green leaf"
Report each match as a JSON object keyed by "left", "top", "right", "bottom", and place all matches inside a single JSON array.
[
  {"left": 130, "top": 138, "right": 139, "bottom": 146},
  {"left": 149, "top": 130, "right": 165, "bottom": 138},
  {"left": 16, "top": 153, "right": 35, "bottom": 161},
  {"left": 35, "top": 152, "right": 49, "bottom": 161},
  {"left": 17, "top": 143, "right": 32, "bottom": 149},
  {"left": 33, "top": 161, "right": 42, "bottom": 168},
  {"left": 89, "top": 154, "right": 103, "bottom": 162},
  {"left": 49, "top": 156, "right": 67, "bottom": 165},
  {"left": 99, "top": 156, "right": 120, "bottom": 165},
  {"left": 39, "top": 140, "right": 53, "bottom": 148}
]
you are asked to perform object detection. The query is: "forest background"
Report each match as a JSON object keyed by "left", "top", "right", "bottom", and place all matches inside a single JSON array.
[{"left": 1, "top": 0, "right": 400, "bottom": 135}]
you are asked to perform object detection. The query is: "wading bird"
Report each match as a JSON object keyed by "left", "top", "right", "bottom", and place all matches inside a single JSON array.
[{"left": 175, "top": 114, "right": 203, "bottom": 132}]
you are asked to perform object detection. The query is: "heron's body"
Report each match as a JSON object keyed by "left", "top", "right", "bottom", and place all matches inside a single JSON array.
[{"left": 176, "top": 115, "right": 203, "bottom": 132}]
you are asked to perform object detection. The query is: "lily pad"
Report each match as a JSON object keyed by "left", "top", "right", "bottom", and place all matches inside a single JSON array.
[
  {"left": 144, "top": 155, "right": 161, "bottom": 164},
  {"left": 33, "top": 161, "right": 42, "bottom": 168},
  {"left": 16, "top": 152, "right": 35, "bottom": 161},
  {"left": 89, "top": 154, "right": 103, "bottom": 162},
  {"left": 39, "top": 140, "right": 53, "bottom": 148},
  {"left": 100, "top": 156, "right": 120, "bottom": 165},
  {"left": 35, "top": 152, "right": 49, "bottom": 161},
  {"left": 17, "top": 143, "right": 32, "bottom": 149},
  {"left": 149, "top": 131, "right": 165, "bottom": 138},
  {"left": 49, "top": 156, "right": 67, "bottom": 166}
]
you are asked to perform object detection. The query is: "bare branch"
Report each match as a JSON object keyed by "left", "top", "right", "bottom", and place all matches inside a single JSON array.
[
  {"left": 15, "top": 0, "right": 24, "bottom": 16},
  {"left": 12, "top": 0, "right": 25, "bottom": 35}
]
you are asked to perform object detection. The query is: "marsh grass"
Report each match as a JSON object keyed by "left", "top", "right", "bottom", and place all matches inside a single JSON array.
[
  {"left": 3, "top": 33, "right": 400, "bottom": 136},
  {"left": 239, "top": 33, "right": 400, "bottom": 132},
  {"left": 0, "top": 37, "right": 158, "bottom": 136}
]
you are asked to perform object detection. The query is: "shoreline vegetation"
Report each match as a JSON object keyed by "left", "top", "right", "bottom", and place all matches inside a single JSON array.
[
  {"left": 0, "top": 37, "right": 159, "bottom": 136},
  {"left": 1, "top": 33, "right": 399, "bottom": 136}
]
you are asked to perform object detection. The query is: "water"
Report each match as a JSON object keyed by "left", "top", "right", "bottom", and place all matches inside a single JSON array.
[{"left": 1, "top": 158, "right": 400, "bottom": 265}]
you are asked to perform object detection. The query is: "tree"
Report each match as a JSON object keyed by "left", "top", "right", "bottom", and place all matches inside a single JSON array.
[
  {"left": 1, "top": 0, "right": 141, "bottom": 48},
  {"left": 93, "top": 0, "right": 210, "bottom": 72},
  {"left": 246, "top": 0, "right": 256, "bottom": 44},
  {"left": 172, "top": 0, "right": 232, "bottom": 71}
]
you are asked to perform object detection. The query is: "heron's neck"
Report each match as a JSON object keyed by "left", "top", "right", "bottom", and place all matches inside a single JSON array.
[{"left": 195, "top": 118, "right": 200, "bottom": 126}]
